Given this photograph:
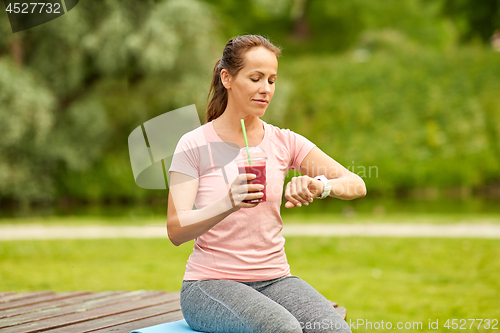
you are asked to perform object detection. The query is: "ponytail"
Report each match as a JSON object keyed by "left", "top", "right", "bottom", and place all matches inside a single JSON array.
[{"left": 206, "top": 58, "right": 228, "bottom": 123}]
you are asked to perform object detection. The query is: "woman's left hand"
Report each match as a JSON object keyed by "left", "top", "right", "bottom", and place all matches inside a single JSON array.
[{"left": 284, "top": 176, "right": 324, "bottom": 208}]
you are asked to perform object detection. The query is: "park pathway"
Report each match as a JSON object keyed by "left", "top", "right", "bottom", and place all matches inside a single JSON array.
[{"left": 1, "top": 223, "right": 500, "bottom": 240}]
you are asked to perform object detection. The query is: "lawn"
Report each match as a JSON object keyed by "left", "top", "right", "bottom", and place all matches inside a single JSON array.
[
  {"left": 1, "top": 211, "right": 499, "bottom": 227},
  {"left": 1, "top": 236, "right": 498, "bottom": 332},
  {"left": 2, "top": 196, "right": 499, "bottom": 227}
]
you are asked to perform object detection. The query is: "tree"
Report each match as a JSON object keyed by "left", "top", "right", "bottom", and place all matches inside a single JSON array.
[
  {"left": 440, "top": 0, "right": 500, "bottom": 42},
  {"left": 0, "top": 0, "right": 223, "bottom": 205}
]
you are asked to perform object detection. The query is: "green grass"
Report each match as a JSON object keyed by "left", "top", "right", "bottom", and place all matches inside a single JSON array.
[
  {"left": 286, "top": 237, "right": 499, "bottom": 332},
  {"left": 0, "top": 216, "right": 166, "bottom": 227},
  {"left": 282, "top": 212, "right": 500, "bottom": 225},
  {"left": 0, "top": 238, "right": 189, "bottom": 292},
  {"left": 2, "top": 196, "right": 499, "bottom": 226},
  {"left": 1, "top": 212, "right": 498, "bottom": 228},
  {"left": 1, "top": 237, "right": 498, "bottom": 332}
]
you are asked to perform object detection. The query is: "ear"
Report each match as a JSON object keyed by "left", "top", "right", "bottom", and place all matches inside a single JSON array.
[{"left": 220, "top": 69, "right": 232, "bottom": 89}]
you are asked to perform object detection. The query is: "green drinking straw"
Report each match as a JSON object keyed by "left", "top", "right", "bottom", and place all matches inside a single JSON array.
[{"left": 240, "top": 119, "right": 252, "bottom": 166}]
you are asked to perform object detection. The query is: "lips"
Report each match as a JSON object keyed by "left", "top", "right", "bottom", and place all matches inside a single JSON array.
[{"left": 253, "top": 99, "right": 269, "bottom": 105}]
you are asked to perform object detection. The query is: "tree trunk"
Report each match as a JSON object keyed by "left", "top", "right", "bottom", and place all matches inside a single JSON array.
[
  {"left": 291, "top": 0, "right": 310, "bottom": 40},
  {"left": 10, "top": 36, "right": 23, "bottom": 67}
]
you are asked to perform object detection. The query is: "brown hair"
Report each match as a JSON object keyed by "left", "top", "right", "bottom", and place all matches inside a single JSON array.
[{"left": 205, "top": 35, "right": 281, "bottom": 123}]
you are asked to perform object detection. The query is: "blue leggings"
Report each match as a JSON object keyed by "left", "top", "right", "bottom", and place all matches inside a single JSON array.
[{"left": 180, "top": 275, "right": 352, "bottom": 333}]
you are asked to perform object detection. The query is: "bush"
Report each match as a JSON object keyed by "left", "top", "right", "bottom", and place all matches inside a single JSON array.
[{"left": 277, "top": 31, "right": 500, "bottom": 193}]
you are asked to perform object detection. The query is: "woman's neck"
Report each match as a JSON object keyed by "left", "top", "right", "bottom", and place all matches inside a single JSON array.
[
  {"left": 212, "top": 111, "right": 264, "bottom": 147},
  {"left": 213, "top": 112, "right": 262, "bottom": 136}
]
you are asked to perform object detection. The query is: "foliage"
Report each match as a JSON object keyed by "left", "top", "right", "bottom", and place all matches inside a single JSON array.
[
  {"left": 0, "top": 0, "right": 222, "bottom": 204},
  {"left": 0, "top": 59, "right": 56, "bottom": 203},
  {"left": 439, "top": 0, "right": 500, "bottom": 42},
  {"left": 1, "top": 0, "right": 499, "bottom": 204},
  {"left": 279, "top": 30, "right": 500, "bottom": 194},
  {"left": 205, "top": 0, "right": 456, "bottom": 54}
]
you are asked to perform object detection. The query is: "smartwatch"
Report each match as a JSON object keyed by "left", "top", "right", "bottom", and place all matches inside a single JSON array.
[{"left": 314, "top": 175, "right": 332, "bottom": 199}]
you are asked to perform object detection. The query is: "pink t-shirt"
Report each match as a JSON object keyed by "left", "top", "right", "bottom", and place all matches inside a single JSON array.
[{"left": 168, "top": 120, "right": 315, "bottom": 282}]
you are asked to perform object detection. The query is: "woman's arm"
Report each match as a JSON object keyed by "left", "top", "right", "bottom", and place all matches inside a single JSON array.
[
  {"left": 284, "top": 146, "right": 366, "bottom": 208},
  {"left": 167, "top": 171, "right": 264, "bottom": 246}
]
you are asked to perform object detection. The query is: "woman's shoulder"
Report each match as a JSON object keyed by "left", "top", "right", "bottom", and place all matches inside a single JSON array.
[
  {"left": 177, "top": 122, "right": 213, "bottom": 147},
  {"left": 264, "top": 121, "right": 302, "bottom": 144},
  {"left": 264, "top": 121, "right": 314, "bottom": 154}
]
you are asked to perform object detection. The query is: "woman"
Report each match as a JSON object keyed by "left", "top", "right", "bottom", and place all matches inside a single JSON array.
[{"left": 167, "top": 35, "right": 365, "bottom": 333}]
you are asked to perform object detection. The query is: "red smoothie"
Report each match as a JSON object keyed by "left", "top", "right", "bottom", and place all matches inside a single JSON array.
[{"left": 237, "top": 165, "right": 266, "bottom": 203}]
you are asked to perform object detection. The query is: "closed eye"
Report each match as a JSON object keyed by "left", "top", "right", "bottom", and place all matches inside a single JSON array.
[{"left": 250, "top": 78, "right": 276, "bottom": 85}]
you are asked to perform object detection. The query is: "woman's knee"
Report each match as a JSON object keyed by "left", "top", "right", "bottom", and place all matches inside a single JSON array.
[
  {"left": 283, "top": 325, "right": 303, "bottom": 333},
  {"left": 261, "top": 316, "right": 302, "bottom": 333}
]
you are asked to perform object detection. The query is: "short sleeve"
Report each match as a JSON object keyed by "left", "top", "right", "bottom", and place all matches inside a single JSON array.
[
  {"left": 168, "top": 133, "right": 200, "bottom": 179},
  {"left": 289, "top": 131, "right": 316, "bottom": 172}
]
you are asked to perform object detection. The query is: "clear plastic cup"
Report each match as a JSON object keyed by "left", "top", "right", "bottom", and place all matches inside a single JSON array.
[{"left": 235, "top": 147, "right": 267, "bottom": 203}]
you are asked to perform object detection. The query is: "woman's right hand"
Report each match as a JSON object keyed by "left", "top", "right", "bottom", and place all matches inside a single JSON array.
[{"left": 228, "top": 173, "right": 265, "bottom": 210}]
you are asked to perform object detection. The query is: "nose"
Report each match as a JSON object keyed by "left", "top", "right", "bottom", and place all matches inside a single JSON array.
[{"left": 259, "top": 81, "right": 272, "bottom": 94}]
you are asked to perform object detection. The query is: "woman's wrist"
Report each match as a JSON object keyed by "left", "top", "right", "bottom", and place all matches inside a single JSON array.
[{"left": 311, "top": 177, "right": 325, "bottom": 198}]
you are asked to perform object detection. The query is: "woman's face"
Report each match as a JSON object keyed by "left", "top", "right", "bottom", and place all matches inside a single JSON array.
[{"left": 222, "top": 46, "right": 278, "bottom": 117}]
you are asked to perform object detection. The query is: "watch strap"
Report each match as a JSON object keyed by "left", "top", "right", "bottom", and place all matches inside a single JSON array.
[{"left": 314, "top": 175, "right": 331, "bottom": 199}]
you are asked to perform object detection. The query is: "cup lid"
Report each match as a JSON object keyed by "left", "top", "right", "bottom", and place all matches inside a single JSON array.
[{"left": 235, "top": 146, "right": 267, "bottom": 162}]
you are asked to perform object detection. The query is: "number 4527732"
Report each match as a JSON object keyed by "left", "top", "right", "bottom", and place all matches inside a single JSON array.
[
  {"left": 444, "top": 319, "right": 498, "bottom": 330},
  {"left": 5, "top": 3, "right": 61, "bottom": 14}
]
